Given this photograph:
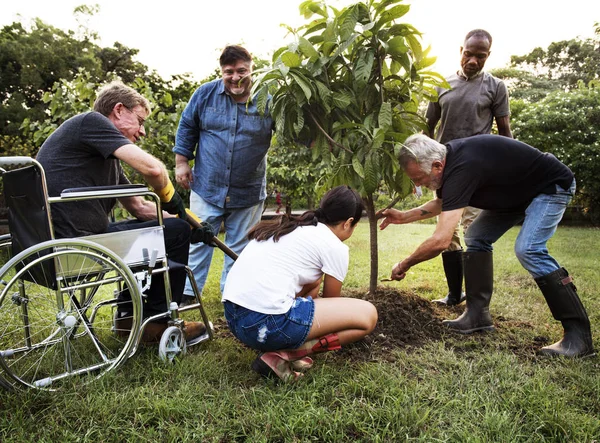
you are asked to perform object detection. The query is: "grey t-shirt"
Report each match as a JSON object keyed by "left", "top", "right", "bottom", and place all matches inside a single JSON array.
[
  {"left": 426, "top": 71, "right": 510, "bottom": 143},
  {"left": 36, "top": 111, "right": 131, "bottom": 237}
]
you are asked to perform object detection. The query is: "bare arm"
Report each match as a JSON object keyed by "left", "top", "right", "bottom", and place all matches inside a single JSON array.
[
  {"left": 113, "top": 144, "right": 169, "bottom": 191},
  {"left": 378, "top": 198, "right": 442, "bottom": 230},
  {"left": 321, "top": 274, "right": 343, "bottom": 298},
  {"left": 296, "top": 276, "right": 323, "bottom": 299},
  {"left": 118, "top": 196, "right": 174, "bottom": 221},
  {"left": 390, "top": 208, "right": 464, "bottom": 280},
  {"left": 496, "top": 115, "right": 513, "bottom": 138}
]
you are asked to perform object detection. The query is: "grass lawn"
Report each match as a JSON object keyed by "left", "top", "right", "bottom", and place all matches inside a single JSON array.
[{"left": 1, "top": 221, "right": 599, "bottom": 441}]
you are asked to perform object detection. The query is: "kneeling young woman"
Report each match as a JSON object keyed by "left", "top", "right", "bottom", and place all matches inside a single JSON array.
[{"left": 222, "top": 186, "right": 378, "bottom": 381}]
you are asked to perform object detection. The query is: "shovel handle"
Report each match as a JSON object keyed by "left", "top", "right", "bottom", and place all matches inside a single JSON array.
[{"left": 183, "top": 209, "right": 239, "bottom": 261}]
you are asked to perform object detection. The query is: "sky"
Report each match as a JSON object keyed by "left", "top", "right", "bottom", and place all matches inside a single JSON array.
[{"left": 2, "top": 0, "right": 600, "bottom": 81}]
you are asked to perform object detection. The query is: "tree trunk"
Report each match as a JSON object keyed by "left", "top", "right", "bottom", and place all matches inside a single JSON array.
[{"left": 364, "top": 193, "right": 378, "bottom": 295}]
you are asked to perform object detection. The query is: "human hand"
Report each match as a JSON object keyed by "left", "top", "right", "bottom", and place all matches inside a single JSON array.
[
  {"left": 175, "top": 162, "right": 193, "bottom": 190},
  {"left": 378, "top": 208, "right": 406, "bottom": 230},
  {"left": 190, "top": 221, "right": 215, "bottom": 245},
  {"left": 390, "top": 261, "right": 409, "bottom": 281}
]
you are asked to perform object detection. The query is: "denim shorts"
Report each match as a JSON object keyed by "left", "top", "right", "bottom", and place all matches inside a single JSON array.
[{"left": 223, "top": 297, "right": 315, "bottom": 352}]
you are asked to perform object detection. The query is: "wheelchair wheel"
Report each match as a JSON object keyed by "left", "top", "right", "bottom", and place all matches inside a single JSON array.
[
  {"left": 0, "top": 239, "right": 142, "bottom": 390},
  {"left": 158, "top": 326, "right": 186, "bottom": 363}
]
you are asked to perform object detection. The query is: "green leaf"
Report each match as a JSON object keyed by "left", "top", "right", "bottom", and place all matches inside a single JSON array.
[
  {"left": 377, "top": 5, "right": 410, "bottom": 25},
  {"left": 281, "top": 51, "right": 301, "bottom": 68},
  {"left": 352, "top": 155, "right": 365, "bottom": 178},
  {"left": 363, "top": 153, "right": 379, "bottom": 194},
  {"left": 375, "top": 0, "right": 404, "bottom": 14},
  {"left": 303, "top": 19, "right": 327, "bottom": 37},
  {"left": 354, "top": 51, "right": 374, "bottom": 89},
  {"left": 298, "top": 37, "right": 320, "bottom": 61},
  {"left": 255, "top": 85, "right": 269, "bottom": 115},
  {"left": 405, "top": 34, "right": 423, "bottom": 61},
  {"left": 299, "top": 0, "right": 328, "bottom": 18},
  {"left": 294, "top": 110, "right": 305, "bottom": 135},
  {"left": 388, "top": 36, "right": 408, "bottom": 56},
  {"left": 332, "top": 91, "right": 353, "bottom": 108},
  {"left": 340, "top": 5, "right": 359, "bottom": 40},
  {"left": 289, "top": 71, "right": 313, "bottom": 101},
  {"left": 378, "top": 102, "right": 392, "bottom": 128},
  {"left": 372, "top": 127, "right": 386, "bottom": 151}
]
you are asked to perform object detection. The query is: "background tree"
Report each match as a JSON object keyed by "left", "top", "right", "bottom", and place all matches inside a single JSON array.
[
  {"left": 266, "top": 138, "right": 331, "bottom": 214},
  {"left": 493, "top": 24, "right": 600, "bottom": 103},
  {"left": 252, "top": 0, "right": 445, "bottom": 293},
  {"left": 0, "top": 8, "right": 150, "bottom": 140},
  {"left": 511, "top": 81, "right": 600, "bottom": 223}
]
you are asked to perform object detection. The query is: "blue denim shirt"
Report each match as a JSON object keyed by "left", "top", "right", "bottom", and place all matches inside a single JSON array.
[{"left": 173, "top": 79, "right": 273, "bottom": 208}]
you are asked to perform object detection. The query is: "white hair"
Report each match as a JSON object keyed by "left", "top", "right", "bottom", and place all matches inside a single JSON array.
[{"left": 399, "top": 134, "right": 447, "bottom": 174}]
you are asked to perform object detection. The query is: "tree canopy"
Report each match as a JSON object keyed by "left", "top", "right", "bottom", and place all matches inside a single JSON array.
[
  {"left": 0, "top": 15, "right": 150, "bottom": 137},
  {"left": 252, "top": 0, "right": 445, "bottom": 292}
]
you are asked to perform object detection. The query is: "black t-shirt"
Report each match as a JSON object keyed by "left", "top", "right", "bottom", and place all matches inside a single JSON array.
[
  {"left": 36, "top": 112, "right": 131, "bottom": 237},
  {"left": 436, "top": 135, "right": 574, "bottom": 212}
]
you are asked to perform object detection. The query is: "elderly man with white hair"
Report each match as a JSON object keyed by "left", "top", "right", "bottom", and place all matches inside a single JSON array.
[{"left": 378, "top": 133, "right": 594, "bottom": 358}]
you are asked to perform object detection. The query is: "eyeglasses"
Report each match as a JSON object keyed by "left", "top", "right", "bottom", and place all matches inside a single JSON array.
[{"left": 124, "top": 106, "right": 147, "bottom": 128}]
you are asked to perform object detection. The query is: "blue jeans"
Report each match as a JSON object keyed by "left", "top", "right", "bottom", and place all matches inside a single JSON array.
[
  {"left": 223, "top": 298, "right": 315, "bottom": 352},
  {"left": 184, "top": 192, "right": 263, "bottom": 295},
  {"left": 464, "top": 180, "right": 575, "bottom": 278}
]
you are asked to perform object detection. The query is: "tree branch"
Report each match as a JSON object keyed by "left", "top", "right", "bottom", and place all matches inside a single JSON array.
[{"left": 308, "top": 111, "right": 353, "bottom": 154}]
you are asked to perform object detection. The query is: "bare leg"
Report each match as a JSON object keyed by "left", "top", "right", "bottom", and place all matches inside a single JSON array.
[{"left": 254, "top": 297, "right": 377, "bottom": 381}]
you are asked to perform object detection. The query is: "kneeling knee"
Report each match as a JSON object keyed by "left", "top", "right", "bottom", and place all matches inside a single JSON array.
[{"left": 363, "top": 302, "right": 378, "bottom": 334}]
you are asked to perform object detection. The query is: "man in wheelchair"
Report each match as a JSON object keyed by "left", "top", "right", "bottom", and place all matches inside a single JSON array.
[{"left": 36, "top": 81, "right": 209, "bottom": 344}]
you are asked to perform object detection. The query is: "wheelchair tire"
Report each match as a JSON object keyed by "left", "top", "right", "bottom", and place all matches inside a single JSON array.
[
  {"left": 0, "top": 238, "right": 142, "bottom": 390},
  {"left": 158, "top": 326, "right": 186, "bottom": 363}
]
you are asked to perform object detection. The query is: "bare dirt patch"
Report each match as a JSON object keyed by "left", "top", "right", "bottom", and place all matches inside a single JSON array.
[{"left": 211, "top": 287, "right": 551, "bottom": 363}]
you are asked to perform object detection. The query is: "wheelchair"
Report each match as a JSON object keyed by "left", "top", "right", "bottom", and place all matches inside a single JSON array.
[{"left": 0, "top": 156, "right": 215, "bottom": 391}]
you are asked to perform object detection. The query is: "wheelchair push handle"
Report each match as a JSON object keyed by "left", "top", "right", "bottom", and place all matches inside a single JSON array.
[
  {"left": 0, "top": 156, "right": 37, "bottom": 169},
  {"left": 183, "top": 209, "right": 238, "bottom": 261}
]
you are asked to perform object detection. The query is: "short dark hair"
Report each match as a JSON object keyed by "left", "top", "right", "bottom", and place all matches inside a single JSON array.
[
  {"left": 248, "top": 186, "right": 364, "bottom": 242},
  {"left": 464, "top": 29, "right": 493, "bottom": 47},
  {"left": 93, "top": 81, "right": 150, "bottom": 117},
  {"left": 219, "top": 45, "right": 252, "bottom": 67}
]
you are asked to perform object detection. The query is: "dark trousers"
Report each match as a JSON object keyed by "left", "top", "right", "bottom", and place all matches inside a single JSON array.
[{"left": 107, "top": 218, "right": 191, "bottom": 319}]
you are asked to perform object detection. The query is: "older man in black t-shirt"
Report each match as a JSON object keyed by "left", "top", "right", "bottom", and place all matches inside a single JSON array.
[
  {"left": 36, "top": 81, "right": 206, "bottom": 343},
  {"left": 378, "top": 134, "right": 594, "bottom": 358}
]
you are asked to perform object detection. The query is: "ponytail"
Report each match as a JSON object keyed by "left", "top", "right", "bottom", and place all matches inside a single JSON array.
[
  {"left": 248, "top": 211, "right": 319, "bottom": 242},
  {"left": 248, "top": 186, "right": 364, "bottom": 242}
]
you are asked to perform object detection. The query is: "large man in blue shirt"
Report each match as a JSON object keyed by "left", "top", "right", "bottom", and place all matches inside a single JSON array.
[{"left": 173, "top": 46, "right": 273, "bottom": 300}]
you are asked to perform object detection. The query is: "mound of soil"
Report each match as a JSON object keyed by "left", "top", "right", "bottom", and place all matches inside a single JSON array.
[
  {"left": 211, "top": 287, "right": 548, "bottom": 363},
  {"left": 334, "top": 287, "right": 457, "bottom": 362},
  {"left": 337, "top": 287, "right": 546, "bottom": 362}
]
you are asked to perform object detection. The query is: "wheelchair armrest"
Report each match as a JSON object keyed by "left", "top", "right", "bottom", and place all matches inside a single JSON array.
[{"left": 59, "top": 184, "right": 150, "bottom": 200}]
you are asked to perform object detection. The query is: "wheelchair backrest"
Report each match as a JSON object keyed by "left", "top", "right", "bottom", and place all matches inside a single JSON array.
[{"left": 2, "top": 164, "right": 56, "bottom": 288}]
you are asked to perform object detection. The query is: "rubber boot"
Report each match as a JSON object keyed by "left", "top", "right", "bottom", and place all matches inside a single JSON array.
[
  {"left": 433, "top": 250, "right": 466, "bottom": 306},
  {"left": 535, "top": 268, "right": 595, "bottom": 357},
  {"left": 443, "top": 251, "right": 495, "bottom": 333}
]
